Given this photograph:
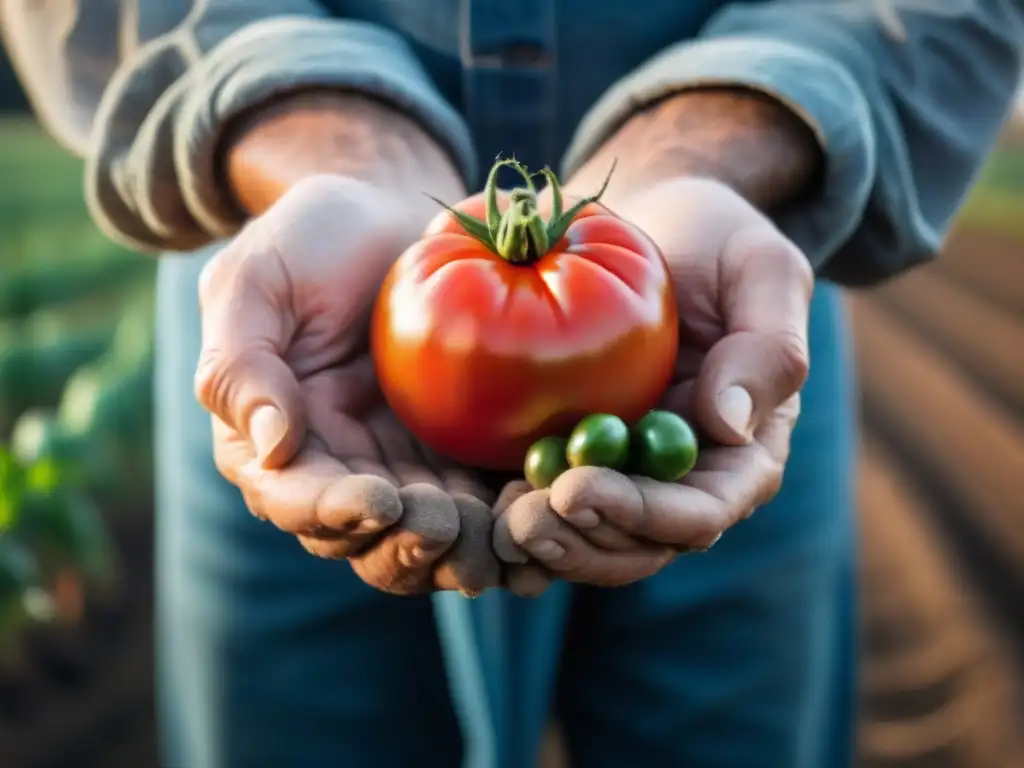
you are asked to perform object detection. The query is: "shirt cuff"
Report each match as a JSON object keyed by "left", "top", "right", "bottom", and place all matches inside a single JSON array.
[
  {"left": 86, "top": 17, "right": 476, "bottom": 253},
  {"left": 561, "top": 36, "right": 877, "bottom": 272}
]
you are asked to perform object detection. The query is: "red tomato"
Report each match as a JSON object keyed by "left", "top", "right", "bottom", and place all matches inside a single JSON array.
[{"left": 371, "top": 162, "right": 678, "bottom": 471}]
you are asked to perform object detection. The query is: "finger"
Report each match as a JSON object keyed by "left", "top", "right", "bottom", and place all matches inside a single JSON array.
[
  {"left": 683, "top": 395, "right": 798, "bottom": 512},
  {"left": 494, "top": 480, "right": 533, "bottom": 517},
  {"left": 503, "top": 490, "right": 675, "bottom": 587},
  {"left": 548, "top": 467, "right": 645, "bottom": 551},
  {"left": 349, "top": 483, "right": 460, "bottom": 595},
  {"left": 433, "top": 494, "right": 501, "bottom": 596},
  {"left": 419, "top": 445, "right": 496, "bottom": 506},
  {"left": 491, "top": 480, "right": 534, "bottom": 564},
  {"left": 505, "top": 563, "right": 554, "bottom": 598},
  {"left": 626, "top": 403, "right": 797, "bottom": 550},
  {"left": 211, "top": 417, "right": 252, "bottom": 487},
  {"left": 298, "top": 529, "right": 364, "bottom": 560},
  {"left": 364, "top": 407, "right": 445, "bottom": 488},
  {"left": 194, "top": 228, "right": 305, "bottom": 468},
  {"left": 302, "top": 362, "right": 380, "bottom": 431},
  {"left": 692, "top": 227, "right": 812, "bottom": 445},
  {"left": 441, "top": 467, "right": 495, "bottom": 505},
  {"left": 240, "top": 445, "right": 402, "bottom": 542},
  {"left": 658, "top": 379, "right": 697, "bottom": 423},
  {"left": 301, "top": 373, "right": 402, "bottom": 486}
]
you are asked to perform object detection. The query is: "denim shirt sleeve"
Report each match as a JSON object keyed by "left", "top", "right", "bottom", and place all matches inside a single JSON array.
[
  {"left": 562, "top": 1, "right": 1024, "bottom": 287},
  {"left": 0, "top": 1, "right": 475, "bottom": 253}
]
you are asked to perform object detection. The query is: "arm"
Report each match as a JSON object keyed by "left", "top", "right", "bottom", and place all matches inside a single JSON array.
[
  {"left": 0, "top": 1, "right": 474, "bottom": 253},
  {"left": 222, "top": 90, "right": 464, "bottom": 223},
  {"left": 562, "top": 0, "right": 1024, "bottom": 286}
]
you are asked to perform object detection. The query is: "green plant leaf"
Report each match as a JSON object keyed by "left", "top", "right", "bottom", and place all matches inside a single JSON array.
[
  {"left": 13, "top": 489, "right": 118, "bottom": 588},
  {"left": 546, "top": 159, "right": 617, "bottom": 245},
  {"left": 0, "top": 496, "right": 15, "bottom": 532},
  {"left": 0, "top": 446, "right": 25, "bottom": 531},
  {"left": 25, "top": 456, "right": 65, "bottom": 494}
]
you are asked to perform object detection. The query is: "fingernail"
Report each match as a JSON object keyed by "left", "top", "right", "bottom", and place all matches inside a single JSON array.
[
  {"left": 400, "top": 545, "right": 426, "bottom": 568},
  {"left": 529, "top": 540, "right": 566, "bottom": 561},
  {"left": 564, "top": 508, "right": 600, "bottom": 529},
  {"left": 249, "top": 405, "right": 287, "bottom": 463},
  {"left": 682, "top": 532, "right": 723, "bottom": 554},
  {"left": 717, "top": 386, "right": 753, "bottom": 442}
]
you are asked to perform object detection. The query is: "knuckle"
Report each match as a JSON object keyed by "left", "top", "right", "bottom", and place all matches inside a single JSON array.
[
  {"left": 779, "top": 393, "right": 802, "bottom": 424},
  {"left": 299, "top": 535, "right": 350, "bottom": 560},
  {"left": 197, "top": 224, "right": 273, "bottom": 313},
  {"left": 493, "top": 480, "right": 533, "bottom": 518},
  {"left": 196, "top": 231, "right": 255, "bottom": 309},
  {"left": 687, "top": 531, "right": 723, "bottom": 553},
  {"left": 754, "top": 446, "right": 786, "bottom": 505},
  {"left": 774, "top": 330, "right": 811, "bottom": 389},
  {"left": 211, "top": 439, "right": 239, "bottom": 485},
  {"left": 193, "top": 347, "right": 235, "bottom": 418},
  {"left": 193, "top": 346, "right": 264, "bottom": 424},
  {"left": 507, "top": 565, "right": 553, "bottom": 598},
  {"left": 197, "top": 253, "right": 227, "bottom": 310},
  {"left": 550, "top": 466, "right": 604, "bottom": 506},
  {"left": 781, "top": 239, "right": 814, "bottom": 290},
  {"left": 506, "top": 491, "right": 558, "bottom": 545},
  {"left": 290, "top": 173, "right": 366, "bottom": 204},
  {"left": 320, "top": 475, "right": 402, "bottom": 533},
  {"left": 239, "top": 487, "right": 268, "bottom": 522},
  {"left": 690, "top": 512, "right": 727, "bottom": 549},
  {"left": 280, "top": 176, "right": 389, "bottom": 236}
]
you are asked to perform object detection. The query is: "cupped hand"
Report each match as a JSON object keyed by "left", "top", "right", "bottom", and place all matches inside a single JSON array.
[
  {"left": 194, "top": 174, "right": 500, "bottom": 596},
  {"left": 494, "top": 176, "right": 812, "bottom": 593}
]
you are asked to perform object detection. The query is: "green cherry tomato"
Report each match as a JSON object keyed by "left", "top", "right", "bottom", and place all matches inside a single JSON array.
[
  {"left": 630, "top": 410, "right": 699, "bottom": 482},
  {"left": 524, "top": 436, "right": 570, "bottom": 489},
  {"left": 566, "top": 414, "right": 630, "bottom": 470}
]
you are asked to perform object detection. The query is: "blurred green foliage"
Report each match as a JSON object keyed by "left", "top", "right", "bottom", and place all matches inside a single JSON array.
[
  {"left": 958, "top": 146, "right": 1024, "bottom": 239},
  {"left": 0, "top": 118, "right": 151, "bottom": 646}
]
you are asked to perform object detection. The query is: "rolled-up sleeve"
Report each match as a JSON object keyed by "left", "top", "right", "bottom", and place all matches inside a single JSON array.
[
  {"left": 562, "top": 0, "right": 1024, "bottom": 286},
  {"left": 0, "top": 1, "right": 476, "bottom": 253}
]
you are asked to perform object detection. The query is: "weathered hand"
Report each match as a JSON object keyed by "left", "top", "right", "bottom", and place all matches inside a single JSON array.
[
  {"left": 195, "top": 175, "right": 500, "bottom": 596},
  {"left": 494, "top": 177, "right": 811, "bottom": 592}
]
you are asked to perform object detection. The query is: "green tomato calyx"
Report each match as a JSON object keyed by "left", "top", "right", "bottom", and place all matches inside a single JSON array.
[{"left": 427, "top": 155, "right": 616, "bottom": 265}]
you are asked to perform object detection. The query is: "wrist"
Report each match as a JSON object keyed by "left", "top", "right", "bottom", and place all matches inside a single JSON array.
[
  {"left": 571, "top": 88, "right": 823, "bottom": 213},
  {"left": 220, "top": 90, "right": 466, "bottom": 217}
]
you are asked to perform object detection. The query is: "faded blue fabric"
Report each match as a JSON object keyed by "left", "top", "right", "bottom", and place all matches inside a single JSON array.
[
  {"left": 141, "top": 2, "right": 1024, "bottom": 767},
  {"left": 6, "top": 1, "right": 1020, "bottom": 279},
  {"left": 145, "top": 2, "right": 1003, "bottom": 768},
  {"left": 5, "top": 0, "right": 1014, "bottom": 766},
  {"left": 156, "top": 245, "right": 856, "bottom": 768}
]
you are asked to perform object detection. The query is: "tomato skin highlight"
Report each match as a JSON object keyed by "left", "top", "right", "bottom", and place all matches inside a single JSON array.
[{"left": 371, "top": 190, "right": 678, "bottom": 471}]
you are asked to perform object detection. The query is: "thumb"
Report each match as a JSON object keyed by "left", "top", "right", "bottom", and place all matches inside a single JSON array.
[
  {"left": 692, "top": 227, "right": 813, "bottom": 445},
  {"left": 194, "top": 228, "right": 305, "bottom": 468}
]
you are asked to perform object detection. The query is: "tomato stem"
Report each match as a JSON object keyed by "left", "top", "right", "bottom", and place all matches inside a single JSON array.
[{"left": 429, "top": 156, "right": 617, "bottom": 264}]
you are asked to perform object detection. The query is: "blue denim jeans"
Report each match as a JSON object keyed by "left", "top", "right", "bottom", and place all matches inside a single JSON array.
[{"left": 155, "top": 244, "right": 857, "bottom": 768}]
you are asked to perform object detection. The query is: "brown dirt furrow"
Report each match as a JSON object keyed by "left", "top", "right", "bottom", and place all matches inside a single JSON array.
[
  {"left": 857, "top": 436, "right": 1023, "bottom": 768},
  {"left": 937, "top": 229, "right": 1024, "bottom": 316},
  {"left": 851, "top": 297, "right": 1024, "bottom": 595},
  {"left": 0, "top": 514, "right": 156, "bottom": 768},
  {"left": 872, "top": 265, "right": 1024, "bottom": 416}
]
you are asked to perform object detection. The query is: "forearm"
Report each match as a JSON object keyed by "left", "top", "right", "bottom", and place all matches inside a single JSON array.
[
  {"left": 563, "top": 0, "right": 1024, "bottom": 285},
  {"left": 223, "top": 90, "right": 465, "bottom": 218},
  {"left": 571, "top": 88, "right": 823, "bottom": 213},
  {"left": 10, "top": 6, "right": 477, "bottom": 254}
]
